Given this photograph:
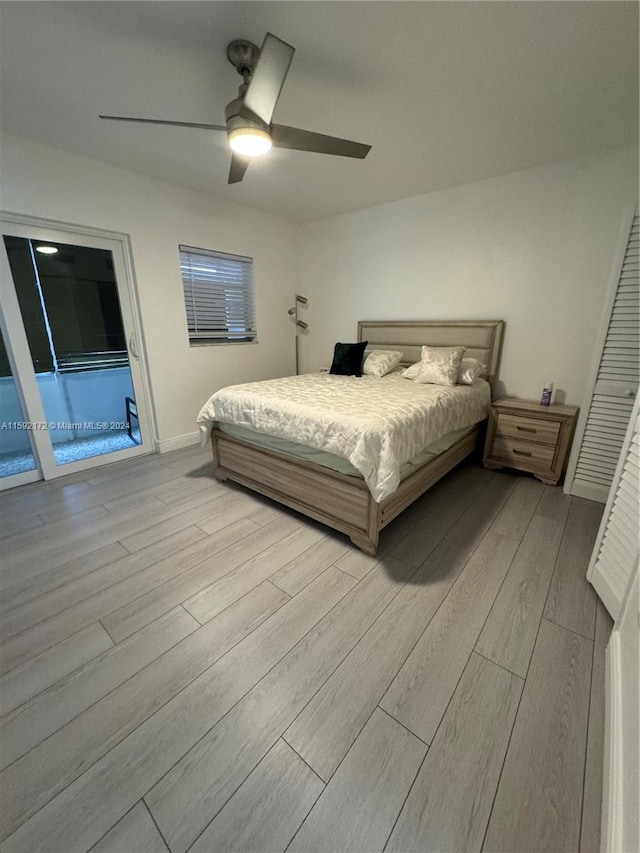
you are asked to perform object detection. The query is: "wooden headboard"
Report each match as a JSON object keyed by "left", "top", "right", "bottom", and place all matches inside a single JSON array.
[{"left": 357, "top": 320, "right": 505, "bottom": 393}]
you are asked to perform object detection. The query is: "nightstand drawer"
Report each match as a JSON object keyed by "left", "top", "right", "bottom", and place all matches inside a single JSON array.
[
  {"left": 493, "top": 436, "right": 555, "bottom": 468},
  {"left": 496, "top": 413, "right": 561, "bottom": 446}
]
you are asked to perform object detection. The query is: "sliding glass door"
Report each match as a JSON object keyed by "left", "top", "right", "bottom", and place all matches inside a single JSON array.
[{"left": 0, "top": 219, "right": 153, "bottom": 487}]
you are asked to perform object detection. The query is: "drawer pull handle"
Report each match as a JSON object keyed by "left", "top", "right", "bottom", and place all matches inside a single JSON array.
[
  {"left": 516, "top": 425, "right": 537, "bottom": 433},
  {"left": 513, "top": 449, "right": 532, "bottom": 457}
]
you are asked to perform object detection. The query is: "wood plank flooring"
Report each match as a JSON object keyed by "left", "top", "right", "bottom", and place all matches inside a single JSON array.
[{"left": 0, "top": 445, "right": 610, "bottom": 852}]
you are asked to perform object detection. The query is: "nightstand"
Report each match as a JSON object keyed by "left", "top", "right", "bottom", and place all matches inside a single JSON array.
[{"left": 483, "top": 397, "right": 579, "bottom": 486}]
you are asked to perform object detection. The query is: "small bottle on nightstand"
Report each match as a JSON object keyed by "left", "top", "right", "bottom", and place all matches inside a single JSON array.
[{"left": 540, "top": 382, "right": 554, "bottom": 406}]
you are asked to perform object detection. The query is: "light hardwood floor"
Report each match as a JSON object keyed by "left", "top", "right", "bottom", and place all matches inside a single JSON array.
[{"left": 0, "top": 445, "right": 612, "bottom": 853}]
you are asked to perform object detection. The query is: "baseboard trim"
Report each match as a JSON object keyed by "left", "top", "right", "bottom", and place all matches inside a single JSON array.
[
  {"left": 570, "top": 480, "right": 609, "bottom": 503},
  {"left": 157, "top": 432, "right": 200, "bottom": 453}
]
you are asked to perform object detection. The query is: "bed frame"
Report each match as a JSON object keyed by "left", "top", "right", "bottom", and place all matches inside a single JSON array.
[{"left": 211, "top": 320, "right": 504, "bottom": 555}]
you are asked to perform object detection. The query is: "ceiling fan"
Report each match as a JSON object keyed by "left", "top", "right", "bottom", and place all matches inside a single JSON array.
[{"left": 100, "top": 32, "right": 372, "bottom": 185}]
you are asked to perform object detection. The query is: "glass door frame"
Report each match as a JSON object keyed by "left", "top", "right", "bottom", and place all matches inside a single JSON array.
[
  {"left": 0, "top": 213, "right": 157, "bottom": 484},
  {"left": 0, "top": 317, "right": 42, "bottom": 490}
]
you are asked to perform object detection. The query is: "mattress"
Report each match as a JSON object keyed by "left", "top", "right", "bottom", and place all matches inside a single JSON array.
[{"left": 197, "top": 372, "right": 491, "bottom": 502}]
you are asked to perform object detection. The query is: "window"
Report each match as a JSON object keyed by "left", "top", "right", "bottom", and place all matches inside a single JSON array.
[{"left": 179, "top": 245, "right": 256, "bottom": 344}]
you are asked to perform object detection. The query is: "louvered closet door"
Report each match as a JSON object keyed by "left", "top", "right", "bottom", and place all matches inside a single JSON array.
[
  {"left": 587, "top": 395, "right": 639, "bottom": 620},
  {"left": 570, "top": 212, "right": 639, "bottom": 502}
]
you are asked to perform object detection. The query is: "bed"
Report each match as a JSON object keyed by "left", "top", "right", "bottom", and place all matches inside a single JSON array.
[{"left": 198, "top": 320, "right": 504, "bottom": 555}]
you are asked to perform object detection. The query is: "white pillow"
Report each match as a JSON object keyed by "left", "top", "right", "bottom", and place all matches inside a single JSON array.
[
  {"left": 401, "top": 361, "right": 421, "bottom": 380},
  {"left": 363, "top": 349, "right": 403, "bottom": 377},
  {"left": 414, "top": 345, "right": 465, "bottom": 386},
  {"left": 457, "top": 358, "right": 487, "bottom": 385}
]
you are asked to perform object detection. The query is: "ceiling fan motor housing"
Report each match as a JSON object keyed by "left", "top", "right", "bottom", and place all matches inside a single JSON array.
[
  {"left": 225, "top": 99, "right": 268, "bottom": 133},
  {"left": 225, "top": 39, "right": 268, "bottom": 137}
]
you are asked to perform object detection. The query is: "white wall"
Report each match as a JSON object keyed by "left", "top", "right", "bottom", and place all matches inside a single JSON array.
[
  {"left": 0, "top": 133, "right": 298, "bottom": 448},
  {"left": 2, "top": 135, "right": 636, "bottom": 450},
  {"left": 298, "top": 147, "right": 638, "bottom": 405}
]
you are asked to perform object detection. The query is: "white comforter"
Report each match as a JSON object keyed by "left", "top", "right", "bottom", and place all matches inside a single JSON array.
[{"left": 197, "top": 372, "right": 491, "bottom": 502}]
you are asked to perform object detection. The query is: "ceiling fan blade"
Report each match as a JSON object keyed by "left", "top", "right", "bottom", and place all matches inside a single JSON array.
[
  {"left": 271, "top": 124, "right": 371, "bottom": 159},
  {"left": 99, "top": 115, "right": 226, "bottom": 132},
  {"left": 228, "top": 154, "right": 250, "bottom": 184},
  {"left": 240, "top": 33, "right": 295, "bottom": 125}
]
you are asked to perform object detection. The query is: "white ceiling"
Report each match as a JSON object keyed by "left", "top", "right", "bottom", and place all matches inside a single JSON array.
[{"left": 1, "top": 1, "right": 638, "bottom": 222}]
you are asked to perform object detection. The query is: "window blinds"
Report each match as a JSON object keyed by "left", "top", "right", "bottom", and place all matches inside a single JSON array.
[{"left": 179, "top": 245, "right": 256, "bottom": 343}]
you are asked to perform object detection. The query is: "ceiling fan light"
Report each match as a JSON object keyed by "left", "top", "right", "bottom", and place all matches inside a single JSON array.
[{"left": 228, "top": 128, "right": 272, "bottom": 156}]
